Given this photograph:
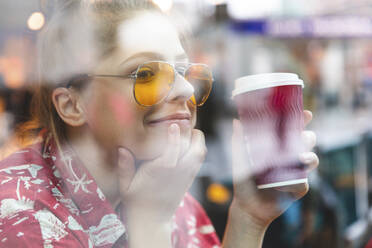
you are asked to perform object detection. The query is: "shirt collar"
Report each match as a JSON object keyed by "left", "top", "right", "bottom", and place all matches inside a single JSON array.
[{"left": 44, "top": 134, "right": 127, "bottom": 247}]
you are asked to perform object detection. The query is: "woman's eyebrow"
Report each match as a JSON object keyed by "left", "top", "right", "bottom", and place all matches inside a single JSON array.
[
  {"left": 118, "top": 52, "right": 189, "bottom": 73},
  {"left": 119, "top": 52, "right": 164, "bottom": 68}
]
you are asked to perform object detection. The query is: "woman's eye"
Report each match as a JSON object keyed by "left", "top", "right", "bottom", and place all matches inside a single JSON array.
[{"left": 136, "top": 69, "right": 155, "bottom": 82}]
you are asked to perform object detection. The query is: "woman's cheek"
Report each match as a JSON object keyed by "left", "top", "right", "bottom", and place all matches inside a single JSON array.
[
  {"left": 89, "top": 89, "right": 135, "bottom": 130},
  {"left": 85, "top": 90, "right": 134, "bottom": 148},
  {"left": 108, "top": 92, "right": 134, "bottom": 126},
  {"left": 85, "top": 96, "right": 103, "bottom": 131}
]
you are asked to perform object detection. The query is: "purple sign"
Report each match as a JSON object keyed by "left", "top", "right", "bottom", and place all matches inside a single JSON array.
[{"left": 231, "top": 16, "right": 372, "bottom": 38}]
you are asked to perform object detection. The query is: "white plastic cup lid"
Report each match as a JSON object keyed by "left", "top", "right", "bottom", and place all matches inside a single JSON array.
[{"left": 232, "top": 73, "right": 304, "bottom": 98}]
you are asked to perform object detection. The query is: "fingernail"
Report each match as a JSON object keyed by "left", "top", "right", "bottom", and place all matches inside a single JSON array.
[
  {"left": 233, "top": 119, "right": 239, "bottom": 129},
  {"left": 169, "top": 123, "right": 179, "bottom": 135},
  {"left": 118, "top": 148, "right": 128, "bottom": 163},
  {"left": 118, "top": 147, "right": 125, "bottom": 155},
  {"left": 299, "top": 153, "right": 312, "bottom": 163},
  {"left": 233, "top": 119, "right": 243, "bottom": 133}
]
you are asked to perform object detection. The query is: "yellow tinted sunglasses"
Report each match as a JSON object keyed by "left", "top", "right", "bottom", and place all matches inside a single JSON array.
[{"left": 86, "top": 61, "right": 213, "bottom": 107}]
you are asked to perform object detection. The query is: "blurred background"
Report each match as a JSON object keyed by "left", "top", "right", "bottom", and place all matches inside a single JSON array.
[{"left": 1, "top": 0, "right": 372, "bottom": 247}]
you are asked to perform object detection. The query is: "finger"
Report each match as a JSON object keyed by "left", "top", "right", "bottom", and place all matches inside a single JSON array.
[
  {"left": 232, "top": 119, "right": 254, "bottom": 182},
  {"left": 178, "top": 129, "right": 207, "bottom": 171},
  {"left": 303, "top": 110, "right": 313, "bottom": 127},
  {"left": 301, "top": 130, "right": 317, "bottom": 150},
  {"left": 118, "top": 147, "right": 136, "bottom": 193},
  {"left": 299, "top": 152, "right": 319, "bottom": 172},
  {"left": 152, "top": 123, "right": 181, "bottom": 169},
  {"left": 275, "top": 182, "right": 309, "bottom": 200},
  {"left": 138, "top": 124, "right": 182, "bottom": 180}
]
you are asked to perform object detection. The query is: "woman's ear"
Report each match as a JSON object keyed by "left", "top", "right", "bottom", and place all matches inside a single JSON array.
[{"left": 52, "top": 87, "right": 86, "bottom": 127}]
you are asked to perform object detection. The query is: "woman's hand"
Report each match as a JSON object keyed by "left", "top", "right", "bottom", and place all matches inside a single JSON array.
[
  {"left": 230, "top": 110, "right": 319, "bottom": 228},
  {"left": 116, "top": 124, "right": 206, "bottom": 246}
]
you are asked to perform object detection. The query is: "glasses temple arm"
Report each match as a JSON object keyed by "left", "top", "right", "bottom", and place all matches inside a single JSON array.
[{"left": 86, "top": 74, "right": 136, "bottom": 79}]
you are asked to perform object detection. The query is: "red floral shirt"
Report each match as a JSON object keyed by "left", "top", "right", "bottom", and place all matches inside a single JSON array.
[
  {"left": 366, "top": 239, "right": 372, "bottom": 248},
  {"left": 0, "top": 134, "right": 220, "bottom": 248}
]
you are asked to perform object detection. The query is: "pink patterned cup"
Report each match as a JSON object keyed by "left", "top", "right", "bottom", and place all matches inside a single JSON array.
[{"left": 232, "top": 73, "right": 307, "bottom": 189}]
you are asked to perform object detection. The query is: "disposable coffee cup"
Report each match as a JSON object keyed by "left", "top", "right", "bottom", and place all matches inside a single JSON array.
[{"left": 232, "top": 73, "right": 307, "bottom": 189}]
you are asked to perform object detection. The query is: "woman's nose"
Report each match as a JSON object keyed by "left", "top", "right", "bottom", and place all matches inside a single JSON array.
[{"left": 165, "top": 73, "right": 194, "bottom": 104}]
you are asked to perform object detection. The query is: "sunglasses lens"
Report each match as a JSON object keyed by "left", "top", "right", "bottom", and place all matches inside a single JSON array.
[
  {"left": 185, "top": 65, "right": 213, "bottom": 106},
  {"left": 134, "top": 62, "right": 175, "bottom": 106}
]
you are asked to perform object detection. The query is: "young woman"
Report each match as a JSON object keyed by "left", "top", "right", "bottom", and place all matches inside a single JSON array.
[{"left": 0, "top": 1, "right": 318, "bottom": 247}]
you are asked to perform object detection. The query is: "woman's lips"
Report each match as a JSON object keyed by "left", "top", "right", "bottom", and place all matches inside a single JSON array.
[{"left": 147, "top": 113, "right": 191, "bottom": 127}]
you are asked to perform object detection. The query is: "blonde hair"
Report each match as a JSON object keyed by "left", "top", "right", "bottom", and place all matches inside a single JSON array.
[{"left": 25, "top": 0, "right": 162, "bottom": 145}]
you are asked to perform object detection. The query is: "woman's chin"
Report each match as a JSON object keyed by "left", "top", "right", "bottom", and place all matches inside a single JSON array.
[{"left": 132, "top": 132, "right": 192, "bottom": 162}]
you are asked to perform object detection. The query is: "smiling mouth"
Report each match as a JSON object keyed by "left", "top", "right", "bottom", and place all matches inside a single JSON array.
[{"left": 147, "top": 113, "right": 191, "bottom": 126}]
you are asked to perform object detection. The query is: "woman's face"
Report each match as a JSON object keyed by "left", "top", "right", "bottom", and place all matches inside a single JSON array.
[{"left": 82, "top": 12, "right": 196, "bottom": 161}]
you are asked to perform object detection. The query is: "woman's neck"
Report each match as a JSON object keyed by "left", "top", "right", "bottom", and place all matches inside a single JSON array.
[{"left": 66, "top": 128, "right": 121, "bottom": 208}]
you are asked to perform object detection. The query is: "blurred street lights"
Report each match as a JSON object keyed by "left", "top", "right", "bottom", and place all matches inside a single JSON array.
[
  {"left": 27, "top": 12, "right": 45, "bottom": 31},
  {"left": 151, "top": 0, "right": 174, "bottom": 12}
]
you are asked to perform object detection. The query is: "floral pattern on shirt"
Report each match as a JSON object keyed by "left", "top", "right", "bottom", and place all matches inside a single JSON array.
[{"left": 0, "top": 134, "right": 221, "bottom": 247}]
